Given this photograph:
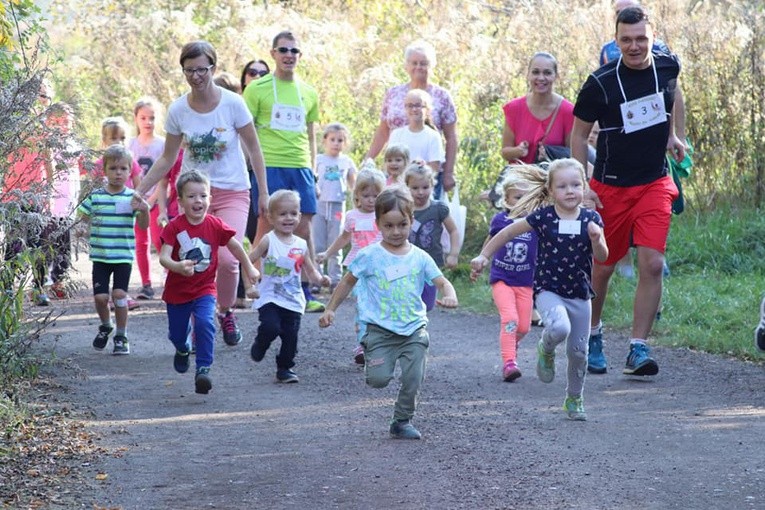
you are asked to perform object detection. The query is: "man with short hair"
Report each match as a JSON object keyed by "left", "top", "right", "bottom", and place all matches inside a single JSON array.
[
  {"left": 571, "top": 6, "right": 687, "bottom": 377},
  {"left": 243, "top": 31, "right": 325, "bottom": 312},
  {"left": 599, "top": 0, "right": 670, "bottom": 66}
]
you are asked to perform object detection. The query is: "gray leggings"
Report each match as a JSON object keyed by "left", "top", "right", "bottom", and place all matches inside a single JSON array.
[{"left": 535, "top": 291, "right": 591, "bottom": 398}]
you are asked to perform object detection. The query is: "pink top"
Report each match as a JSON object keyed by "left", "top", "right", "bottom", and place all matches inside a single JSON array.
[
  {"left": 380, "top": 83, "right": 457, "bottom": 132},
  {"left": 502, "top": 96, "right": 574, "bottom": 164},
  {"left": 342, "top": 209, "right": 382, "bottom": 266}
]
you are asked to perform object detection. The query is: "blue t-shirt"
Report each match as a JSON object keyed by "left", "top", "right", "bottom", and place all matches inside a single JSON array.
[
  {"left": 489, "top": 212, "right": 538, "bottom": 287},
  {"left": 525, "top": 205, "right": 603, "bottom": 300},
  {"left": 349, "top": 243, "right": 442, "bottom": 336}
]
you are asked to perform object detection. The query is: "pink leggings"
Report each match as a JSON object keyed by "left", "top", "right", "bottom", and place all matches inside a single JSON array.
[
  {"left": 491, "top": 282, "right": 533, "bottom": 363},
  {"left": 135, "top": 206, "right": 162, "bottom": 286},
  {"left": 209, "top": 187, "right": 249, "bottom": 311}
]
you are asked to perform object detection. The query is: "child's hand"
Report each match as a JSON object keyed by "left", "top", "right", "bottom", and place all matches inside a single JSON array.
[
  {"left": 316, "top": 251, "right": 327, "bottom": 264},
  {"left": 436, "top": 296, "right": 459, "bottom": 308},
  {"left": 320, "top": 275, "right": 331, "bottom": 287},
  {"left": 470, "top": 255, "right": 488, "bottom": 278},
  {"left": 445, "top": 253, "right": 458, "bottom": 269},
  {"left": 157, "top": 211, "right": 169, "bottom": 228},
  {"left": 518, "top": 141, "right": 529, "bottom": 158},
  {"left": 243, "top": 266, "right": 261, "bottom": 287},
  {"left": 132, "top": 192, "right": 150, "bottom": 213},
  {"left": 318, "top": 310, "right": 335, "bottom": 328},
  {"left": 587, "top": 221, "right": 604, "bottom": 242},
  {"left": 246, "top": 284, "right": 260, "bottom": 300},
  {"left": 73, "top": 222, "right": 89, "bottom": 240},
  {"left": 176, "top": 259, "right": 195, "bottom": 277}
]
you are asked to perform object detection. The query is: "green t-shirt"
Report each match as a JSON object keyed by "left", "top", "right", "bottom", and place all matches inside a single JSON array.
[{"left": 243, "top": 74, "right": 319, "bottom": 169}]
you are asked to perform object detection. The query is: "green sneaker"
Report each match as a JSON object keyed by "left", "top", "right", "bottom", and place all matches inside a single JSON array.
[
  {"left": 536, "top": 340, "right": 555, "bottom": 383},
  {"left": 305, "top": 299, "right": 326, "bottom": 313},
  {"left": 563, "top": 396, "right": 587, "bottom": 421}
]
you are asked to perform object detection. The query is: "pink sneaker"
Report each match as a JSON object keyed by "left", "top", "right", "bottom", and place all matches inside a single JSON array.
[{"left": 503, "top": 360, "right": 522, "bottom": 382}]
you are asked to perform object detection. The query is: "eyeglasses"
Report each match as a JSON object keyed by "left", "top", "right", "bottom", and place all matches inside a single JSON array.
[
  {"left": 246, "top": 68, "right": 269, "bottom": 78},
  {"left": 182, "top": 64, "right": 214, "bottom": 77},
  {"left": 275, "top": 47, "right": 301, "bottom": 55},
  {"left": 405, "top": 103, "right": 425, "bottom": 109}
]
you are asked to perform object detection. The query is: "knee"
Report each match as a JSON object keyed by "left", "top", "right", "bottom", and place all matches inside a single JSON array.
[
  {"left": 366, "top": 370, "right": 392, "bottom": 389},
  {"left": 257, "top": 321, "right": 280, "bottom": 339},
  {"left": 94, "top": 294, "right": 109, "bottom": 306},
  {"left": 568, "top": 338, "right": 588, "bottom": 363},
  {"left": 112, "top": 289, "right": 127, "bottom": 301},
  {"left": 638, "top": 254, "right": 665, "bottom": 279},
  {"left": 542, "top": 310, "right": 570, "bottom": 343}
]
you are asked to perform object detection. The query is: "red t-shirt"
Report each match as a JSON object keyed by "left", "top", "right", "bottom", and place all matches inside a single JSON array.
[{"left": 160, "top": 214, "right": 236, "bottom": 304}]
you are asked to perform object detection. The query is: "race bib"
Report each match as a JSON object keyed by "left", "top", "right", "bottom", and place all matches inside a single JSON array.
[
  {"left": 384, "top": 264, "right": 409, "bottom": 282},
  {"left": 558, "top": 220, "right": 581, "bottom": 236},
  {"left": 270, "top": 103, "right": 306, "bottom": 133},
  {"left": 620, "top": 92, "right": 667, "bottom": 134},
  {"left": 411, "top": 219, "right": 421, "bottom": 233},
  {"left": 355, "top": 218, "right": 375, "bottom": 232},
  {"left": 115, "top": 201, "right": 133, "bottom": 214}
]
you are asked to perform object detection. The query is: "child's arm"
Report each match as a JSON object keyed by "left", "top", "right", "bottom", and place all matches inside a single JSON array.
[
  {"left": 470, "top": 219, "right": 531, "bottom": 278},
  {"left": 226, "top": 237, "right": 261, "bottom": 287},
  {"left": 318, "top": 271, "right": 358, "bottom": 328},
  {"left": 442, "top": 215, "right": 461, "bottom": 269},
  {"left": 587, "top": 222, "right": 609, "bottom": 263},
  {"left": 159, "top": 243, "right": 194, "bottom": 277},
  {"left": 346, "top": 169, "right": 356, "bottom": 193},
  {"left": 317, "top": 229, "right": 352, "bottom": 263},
  {"left": 302, "top": 254, "right": 331, "bottom": 287},
  {"left": 432, "top": 275, "right": 458, "bottom": 308},
  {"left": 427, "top": 161, "right": 440, "bottom": 176},
  {"left": 156, "top": 177, "right": 169, "bottom": 228},
  {"left": 248, "top": 234, "right": 270, "bottom": 264}
]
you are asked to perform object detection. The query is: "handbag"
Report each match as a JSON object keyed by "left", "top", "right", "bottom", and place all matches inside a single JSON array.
[
  {"left": 439, "top": 184, "right": 466, "bottom": 254},
  {"left": 534, "top": 98, "right": 570, "bottom": 163}
]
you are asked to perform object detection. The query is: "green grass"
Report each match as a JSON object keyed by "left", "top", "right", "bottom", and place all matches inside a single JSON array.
[{"left": 447, "top": 207, "right": 765, "bottom": 362}]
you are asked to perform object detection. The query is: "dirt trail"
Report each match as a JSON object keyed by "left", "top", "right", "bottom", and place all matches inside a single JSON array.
[{"left": 35, "top": 257, "right": 765, "bottom": 509}]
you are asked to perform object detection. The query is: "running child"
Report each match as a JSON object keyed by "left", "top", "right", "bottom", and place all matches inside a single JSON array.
[
  {"left": 77, "top": 145, "right": 149, "bottom": 355},
  {"left": 316, "top": 168, "right": 386, "bottom": 364},
  {"left": 129, "top": 97, "right": 165, "bottom": 300},
  {"left": 471, "top": 159, "right": 608, "bottom": 421},
  {"left": 319, "top": 186, "right": 458, "bottom": 440},
  {"left": 405, "top": 162, "right": 460, "bottom": 311},
  {"left": 476, "top": 169, "right": 538, "bottom": 382},
  {"left": 159, "top": 170, "right": 259, "bottom": 394},
  {"left": 311, "top": 123, "right": 357, "bottom": 290},
  {"left": 249, "top": 190, "right": 330, "bottom": 383},
  {"left": 387, "top": 89, "right": 443, "bottom": 178},
  {"left": 382, "top": 143, "right": 410, "bottom": 186}
]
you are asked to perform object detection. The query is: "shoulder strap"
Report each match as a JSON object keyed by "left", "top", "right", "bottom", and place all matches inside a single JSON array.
[{"left": 540, "top": 97, "right": 563, "bottom": 143}]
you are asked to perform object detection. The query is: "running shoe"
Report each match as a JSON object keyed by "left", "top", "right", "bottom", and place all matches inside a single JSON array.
[
  {"left": 623, "top": 342, "right": 659, "bottom": 376},
  {"left": 174, "top": 349, "right": 190, "bottom": 373},
  {"left": 276, "top": 369, "right": 299, "bottom": 383},
  {"left": 587, "top": 333, "right": 607, "bottom": 374},
  {"left": 536, "top": 340, "right": 555, "bottom": 383},
  {"left": 219, "top": 311, "right": 242, "bottom": 346},
  {"left": 353, "top": 345, "right": 365, "bottom": 365},
  {"left": 305, "top": 299, "right": 326, "bottom": 313},
  {"left": 136, "top": 284, "right": 155, "bottom": 300},
  {"left": 563, "top": 396, "right": 587, "bottom": 421},
  {"left": 389, "top": 420, "right": 421, "bottom": 440},
  {"left": 756, "top": 297, "right": 765, "bottom": 352},
  {"left": 195, "top": 367, "right": 212, "bottom": 394},
  {"left": 93, "top": 325, "right": 113, "bottom": 350},
  {"left": 112, "top": 335, "right": 130, "bottom": 355},
  {"left": 503, "top": 360, "right": 522, "bottom": 382}
]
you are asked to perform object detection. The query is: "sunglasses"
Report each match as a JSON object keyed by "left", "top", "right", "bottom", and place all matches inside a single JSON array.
[
  {"left": 275, "top": 47, "right": 301, "bottom": 55},
  {"left": 247, "top": 68, "right": 268, "bottom": 77}
]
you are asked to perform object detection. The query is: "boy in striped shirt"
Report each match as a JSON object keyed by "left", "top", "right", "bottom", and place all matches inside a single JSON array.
[{"left": 77, "top": 145, "right": 149, "bottom": 355}]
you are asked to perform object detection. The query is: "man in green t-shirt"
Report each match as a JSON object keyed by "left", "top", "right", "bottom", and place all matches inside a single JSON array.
[{"left": 243, "top": 30, "right": 324, "bottom": 311}]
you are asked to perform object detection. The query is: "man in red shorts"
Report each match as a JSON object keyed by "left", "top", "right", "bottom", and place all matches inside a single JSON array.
[{"left": 571, "top": 6, "right": 686, "bottom": 376}]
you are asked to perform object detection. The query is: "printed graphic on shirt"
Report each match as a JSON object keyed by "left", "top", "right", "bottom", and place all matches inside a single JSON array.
[
  {"left": 137, "top": 156, "right": 154, "bottom": 176},
  {"left": 323, "top": 165, "right": 341, "bottom": 181},
  {"left": 186, "top": 128, "right": 227, "bottom": 163},
  {"left": 410, "top": 219, "right": 436, "bottom": 249},
  {"left": 180, "top": 236, "right": 212, "bottom": 273}
]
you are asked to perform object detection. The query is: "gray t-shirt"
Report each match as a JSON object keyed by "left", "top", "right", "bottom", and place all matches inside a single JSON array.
[{"left": 408, "top": 200, "right": 449, "bottom": 266}]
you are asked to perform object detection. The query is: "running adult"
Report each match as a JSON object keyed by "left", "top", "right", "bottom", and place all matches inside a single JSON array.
[
  {"left": 133, "top": 40, "right": 268, "bottom": 346},
  {"left": 500, "top": 52, "right": 574, "bottom": 166},
  {"left": 242, "top": 31, "right": 325, "bottom": 313},
  {"left": 364, "top": 40, "right": 458, "bottom": 197},
  {"left": 571, "top": 6, "right": 686, "bottom": 377},
  {"left": 599, "top": 0, "right": 670, "bottom": 66}
]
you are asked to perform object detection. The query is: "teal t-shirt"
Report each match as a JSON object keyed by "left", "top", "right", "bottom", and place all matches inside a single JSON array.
[
  {"left": 243, "top": 74, "right": 319, "bottom": 169},
  {"left": 77, "top": 187, "right": 137, "bottom": 264},
  {"left": 349, "top": 243, "right": 442, "bottom": 336}
]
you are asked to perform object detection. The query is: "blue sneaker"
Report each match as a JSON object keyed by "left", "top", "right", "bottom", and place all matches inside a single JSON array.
[
  {"left": 587, "top": 333, "right": 607, "bottom": 374},
  {"left": 623, "top": 342, "right": 659, "bottom": 376},
  {"left": 389, "top": 420, "right": 421, "bottom": 439}
]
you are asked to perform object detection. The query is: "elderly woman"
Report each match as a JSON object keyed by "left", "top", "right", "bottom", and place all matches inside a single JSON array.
[
  {"left": 134, "top": 40, "right": 268, "bottom": 346},
  {"left": 501, "top": 52, "right": 574, "bottom": 165},
  {"left": 365, "top": 40, "right": 458, "bottom": 194}
]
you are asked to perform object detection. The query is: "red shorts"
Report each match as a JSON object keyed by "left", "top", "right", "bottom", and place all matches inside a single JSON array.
[{"left": 590, "top": 176, "right": 678, "bottom": 266}]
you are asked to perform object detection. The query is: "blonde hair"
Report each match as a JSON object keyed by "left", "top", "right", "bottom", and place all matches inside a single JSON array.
[
  {"left": 213, "top": 72, "right": 241, "bottom": 94},
  {"left": 404, "top": 161, "right": 435, "bottom": 187},
  {"left": 353, "top": 169, "right": 386, "bottom": 206},
  {"left": 383, "top": 143, "right": 410, "bottom": 163},
  {"left": 404, "top": 89, "right": 436, "bottom": 130},
  {"left": 511, "top": 159, "right": 588, "bottom": 217},
  {"left": 322, "top": 122, "right": 351, "bottom": 151},
  {"left": 101, "top": 116, "right": 129, "bottom": 146},
  {"left": 500, "top": 167, "right": 531, "bottom": 210},
  {"left": 268, "top": 189, "right": 300, "bottom": 214},
  {"left": 133, "top": 97, "right": 163, "bottom": 136}
]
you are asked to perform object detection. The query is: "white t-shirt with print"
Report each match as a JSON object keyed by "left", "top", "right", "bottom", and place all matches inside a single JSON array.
[
  {"left": 316, "top": 153, "right": 356, "bottom": 203},
  {"left": 165, "top": 88, "right": 252, "bottom": 190}
]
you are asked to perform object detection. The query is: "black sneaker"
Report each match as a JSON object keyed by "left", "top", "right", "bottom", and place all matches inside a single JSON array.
[
  {"left": 195, "top": 367, "right": 212, "bottom": 394},
  {"left": 174, "top": 349, "right": 190, "bottom": 373},
  {"left": 93, "top": 325, "right": 113, "bottom": 350},
  {"left": 756, "top": 297, "right": 765, "bottom": 352},
  {"left": 136, "top": 284, "right": 155, "bottom": 300},
  {"left": 250, "top": 338, "right": 268, "bottom": 362},
  {"left": 112, "top": 335, "right": 130, "bottom": 355},
  {"left": 389, "top": 420, "right": 422, "bottom": 440},
  {"left": 218, "top": 311, "right": 242, "bottom": 346},
  {"left": 276, "top": 369, "right": 299, "bottom": 383}
]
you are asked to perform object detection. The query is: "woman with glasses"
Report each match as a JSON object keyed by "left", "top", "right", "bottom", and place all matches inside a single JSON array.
[
  {"left": 133, "top": 40, "right": 268, "bottom": 347},
  {"left": 240, "top": 59, "right": 270, "bottom": 93},
  {"left": 364, "top": 40, "right": 457, "bottom": 198}
]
